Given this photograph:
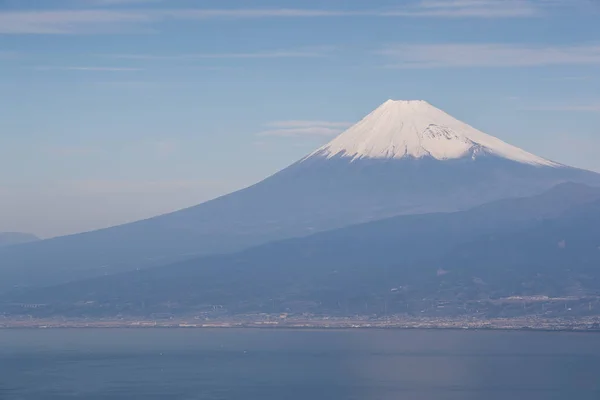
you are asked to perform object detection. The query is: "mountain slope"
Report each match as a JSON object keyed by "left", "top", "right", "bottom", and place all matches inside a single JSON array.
[
  {"left": 6, "top": 183, "right": 600, "bottom": 316},
  {"left": 422, "top": 199, "right": 600, "bottom": 304},
  {"left": 0, "top": 232, "right": 39, "bottom": 248},
  {"left": 1, "top": 100, "right": 599, "bottom": 291}
]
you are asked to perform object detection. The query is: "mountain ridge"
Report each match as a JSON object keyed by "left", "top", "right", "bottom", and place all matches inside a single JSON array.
[{"left": 0, "top": 232, "right": 40, "bottom": 248}]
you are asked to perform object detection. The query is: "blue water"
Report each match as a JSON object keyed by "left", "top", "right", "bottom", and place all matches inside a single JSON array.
[{"left": 1, "top": 328, "right": 599, "bottom": 399}]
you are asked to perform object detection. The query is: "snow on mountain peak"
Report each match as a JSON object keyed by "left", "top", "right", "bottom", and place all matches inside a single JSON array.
[{"left": 305, "top": 99, "right": 557, "bottom": 167}]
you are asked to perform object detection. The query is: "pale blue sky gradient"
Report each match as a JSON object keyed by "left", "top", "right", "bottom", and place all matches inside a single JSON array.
[{"left": 1, "top": 0, "right": 600, "bottom": 237}]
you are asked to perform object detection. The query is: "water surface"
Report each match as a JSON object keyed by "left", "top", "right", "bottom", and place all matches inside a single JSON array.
[{"left": 1, "top": 328, "right": 599, "bottom": 399}]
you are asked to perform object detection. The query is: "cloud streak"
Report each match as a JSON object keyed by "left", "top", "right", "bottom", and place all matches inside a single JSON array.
[
  {"left": 265, "top": 120, "right": 352, "bottom": 129},
  {"left": 0, "top": 1, "right": 560, "bottom": 35},
  {"left": 380, "top": 43, "right": 600, "bottom": 68},
  {"left": 103, "top": 48, "right": 332, "bottom": 60},
  {"left": 46, "top": 146, "right": 98, "bottom": 156},
  {"left": 89, "top": 0, "right": 163, "bottom": 5},
  {"left": 0, "top": 10, "right": 154, "bottom": 34},
  {"left": 525, "top": 104, "right": 600, "bottom": 112},
  {"left": 70, "top": 179, "right": 225, "bottom": 194},
  {"left": 148, "top": 139, "right": 178, "bottom": 158},
  {"left": 386, "top": 0, "right": 539, "bottom": 18},
  {"left": 259, "top": 127, "right": 346, "bottom": 137},
  {"left": 258, "top": 120, "right": 351, "bottom": 137},
  {"left": 35, "top": 66, "right": 141, "bottom": 71}
]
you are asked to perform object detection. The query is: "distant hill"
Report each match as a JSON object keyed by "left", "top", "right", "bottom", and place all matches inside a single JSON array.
[
  {"left": 0, "top": 232, "right": 39, "bottom": 248},
  {"left": 5, "top": 182, "right": 600, "bottom": 318},
  {"left": 434, "top": 199, "right": 600, "bottom": 300}
]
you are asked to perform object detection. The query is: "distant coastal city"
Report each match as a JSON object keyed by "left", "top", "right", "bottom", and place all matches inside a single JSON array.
[
  {"left": 3, "top": 314, "right": 600, "bottom": 332},
  {"left": 4, "top": 293, "right": 600, "bottom": 332}
]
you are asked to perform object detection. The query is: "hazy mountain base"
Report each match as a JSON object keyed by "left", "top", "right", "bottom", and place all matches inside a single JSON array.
[
  {"left": 1, "top": 157, "right": 599, "bottom": 292},
  {"left": 0, "top": 233, "right": 39, "bottom": 248},
  {"left": 3, "top": 184, "right": 600, "bottom": 320}
]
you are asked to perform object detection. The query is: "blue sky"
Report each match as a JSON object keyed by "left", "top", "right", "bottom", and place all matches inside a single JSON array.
[{"left": 1, "top": 0, "right": 600, "bottom": 237}]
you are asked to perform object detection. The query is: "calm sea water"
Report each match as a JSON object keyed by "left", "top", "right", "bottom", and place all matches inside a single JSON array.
[{"left": 1, "top": 328, "right": 599, "bottom": 400}]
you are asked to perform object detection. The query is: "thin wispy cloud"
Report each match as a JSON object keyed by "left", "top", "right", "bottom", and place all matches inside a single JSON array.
[
  {"left": 162, "top": 9, "right": 354, "bottom": 19},
  {"left": 525, "top": 104, "right": 600, "bottom": 112},
  {"left": 0, "top": 10, "right": 154, "bottom": 34},
  {"left": 148, "top": 139, "right": 178, "bottom": 158},
  {"left": 258, "top": 120, "right": 352, "bottom": 137},
  {"left": 34, "top": 66, "right": 141, "bottom": 71},
  {"left": 380, "top": 43, "right": 600, "bottom": 68},
  {"left": 260, "top": 127, "right": 343, "bottom": 137},
  {"left": 88, "top": 0, "right": 163, "bottom": 5},
  {"left": 103, "top": 48, "right": 332, "bottom": 60},
  {"left": 72, "top": 179, "right": 224, "bottom": 195},
  {"left": 0, "top": 1, "right": 563, "bottom": 35},
  {"left": 68, "top": 66, "right": 140, "bottom": 71},
  {"left": 0, "top": 51, "right": 18, "bottom": 59},
  {"left": 46, "top": 146, "right": 98, "bottom": 156},
  {"left": 544, "top": 76, "right": 593, "bottom": 81},
  {"left": 266, "top": 121, "right": 352, "bottom": 129},
  {"left": 387, "top": 0, "right": 538, "bottom": 18},
  {"left": 0, "top": 9, "right": 351, "bottom": 34},
  {"left": 89, "top": 81, "right": 187, "bottom": 89}
]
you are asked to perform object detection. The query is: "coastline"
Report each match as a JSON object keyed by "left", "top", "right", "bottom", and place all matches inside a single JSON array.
[{"left": 2, "top": 316, "right": 600, "bottom": 332}]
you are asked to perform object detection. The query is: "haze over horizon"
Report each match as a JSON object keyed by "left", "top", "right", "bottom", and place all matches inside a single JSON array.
[{"left": 2, "top": 0, "right": 600, "bottom": 238}]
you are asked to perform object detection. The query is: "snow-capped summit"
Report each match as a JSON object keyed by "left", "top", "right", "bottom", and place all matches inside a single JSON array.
[{"left": 307, "top": 99, "right": 556, "bottom": 167}]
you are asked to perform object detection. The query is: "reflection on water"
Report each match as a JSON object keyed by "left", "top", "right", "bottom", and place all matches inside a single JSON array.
[{"left": 1, "top": 329, "right": 599, "bottom": 400}]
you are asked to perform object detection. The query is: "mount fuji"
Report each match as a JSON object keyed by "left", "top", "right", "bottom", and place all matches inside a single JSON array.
[
  {"left": 306, "top": 99, "right": 555, "bottom": 165},
  {"left": 1, "top": 100, "right": 599, "bottom": 290}
]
